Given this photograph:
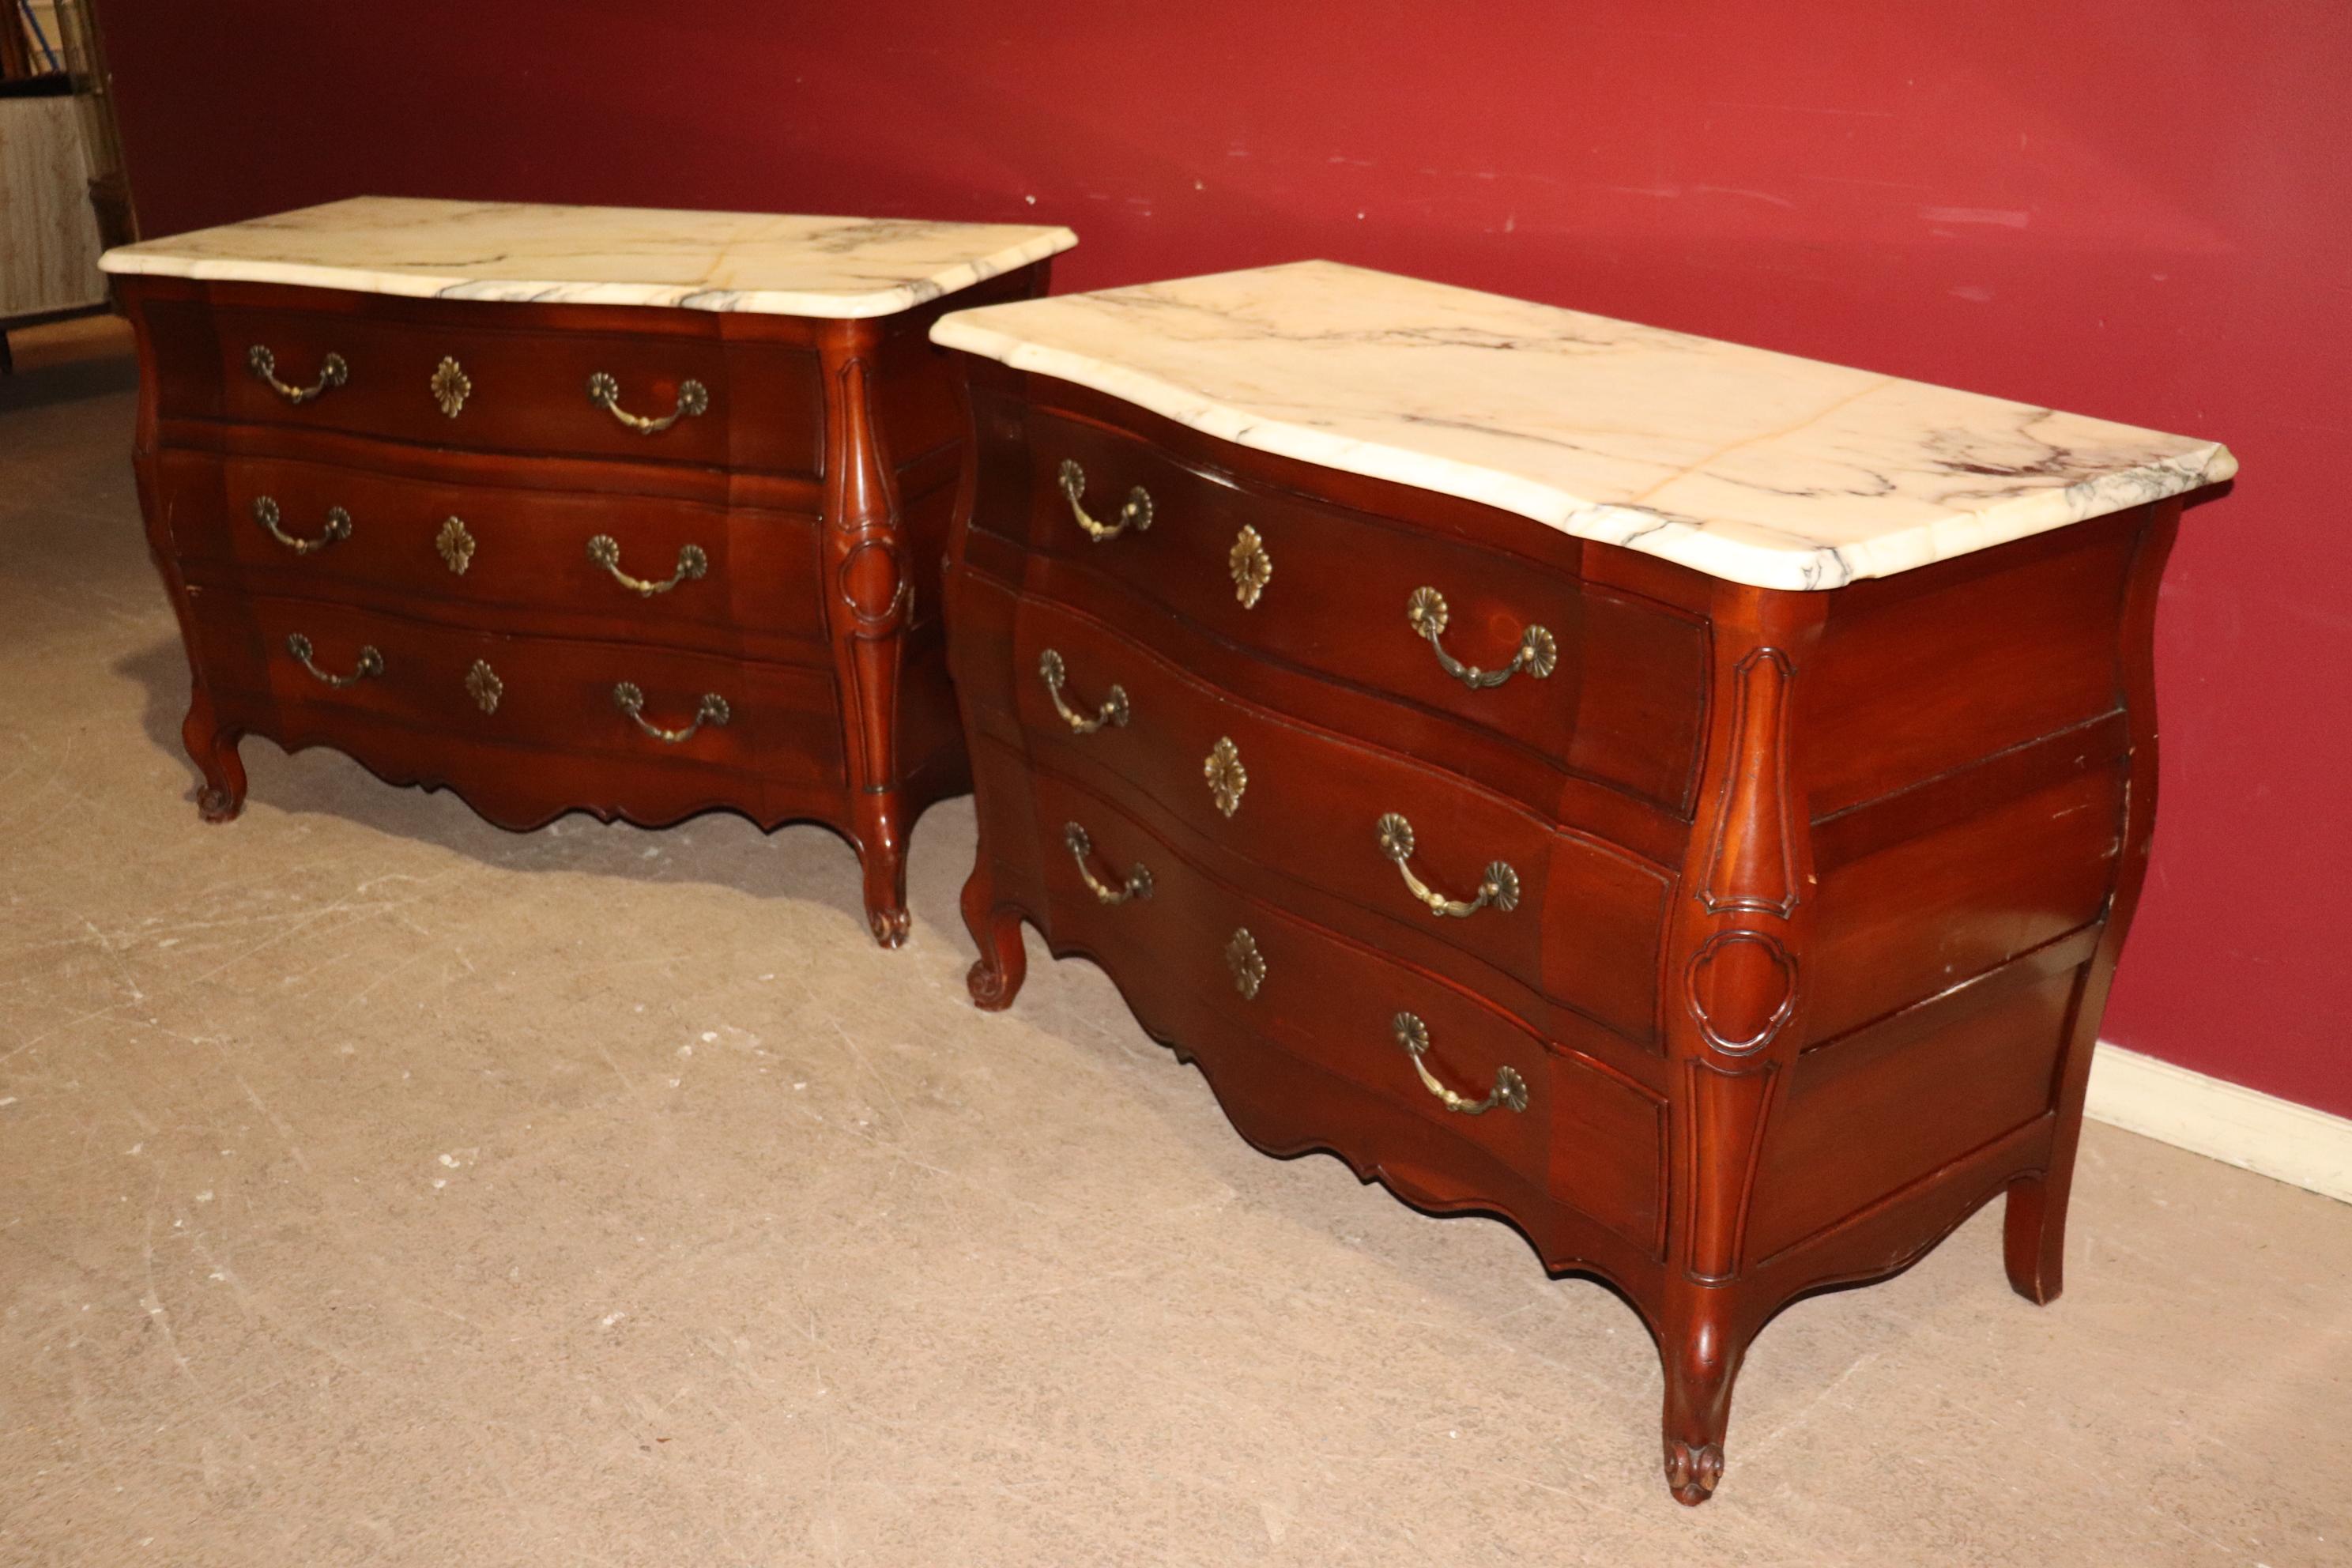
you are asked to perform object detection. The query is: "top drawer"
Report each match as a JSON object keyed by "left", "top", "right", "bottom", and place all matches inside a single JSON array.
[
  {"left": 137, "top": 291, "right": 825, "bottom": 475},
  {"left": 979, "top": 402, "right": 1709, "bottom": 816}
]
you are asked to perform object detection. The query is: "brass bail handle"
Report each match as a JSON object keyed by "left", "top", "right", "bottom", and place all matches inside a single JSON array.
[
  {"left": 1062, "top": 821, "right": 1153, "bottom": 905},
  {"left": 587, "top": 534, "right": 709, "bottom": 596},
  {"left": 1392, "top": 1012, "right": 1528, "bottom": 1116},
  {"left": 612, "top": 681, "right": 730, "bottom": 744},
  {"left": 586, "top": 371, "right": 710, "bottom": 435},
  {"left": 1374, "top": 813, "right": 1520, "bottom": 918},
  {"left": 1405, "top": 587, "right": 1557, "bottom": 690},
  {"left": 1038, "top": 648, "right": 1130, "bottom": 734},
  {"left": 247, "top": 345, "right": 349, "bottom": 404},
  {"left": 1057, "top": 458, "right": 1153, "bottom": 542},
  {"left": 251, "top": 496, "right": 352, "bottom": 555},
  {"left": 285, "top": 632, "right": 383, "bottom": 688}
]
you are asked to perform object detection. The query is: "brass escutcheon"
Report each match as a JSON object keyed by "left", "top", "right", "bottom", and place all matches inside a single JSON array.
[
  {"left": 1203, "top": 736, "right": 1246, "bottom": 818},
  {"left": 431, "top": 356, "right": 471, "bottom": 418},
  {"left": 1226, "top": 928, "right": 1265, "bottom": 1000},
  {"left": 1228, "top": 525, "right": 1272, "bottom": 609},
  {"left": 465, "top": 659, "right": 502, "bottom": 715},
  {"left": 436, "top": 515, "right": 476, "bottom": 575}
]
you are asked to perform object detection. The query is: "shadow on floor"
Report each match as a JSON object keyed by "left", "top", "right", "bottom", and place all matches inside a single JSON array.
[
  {"left": 0, "top": 317, "right": 138, "bottom": 411},
  {"left": 111, "top": 632, "right": 897, "bottom": 933},
  {"left": 0, "top": 352, "right": 138, "bottom": 412}
]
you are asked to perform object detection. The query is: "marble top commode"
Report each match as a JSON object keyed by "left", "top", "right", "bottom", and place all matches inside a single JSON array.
[
  {"left": 100, "top": 196, "right": 1077, "bottom": 320},
  {"left": 932, "top": 261, "right": 2234, "bottom": 590}
]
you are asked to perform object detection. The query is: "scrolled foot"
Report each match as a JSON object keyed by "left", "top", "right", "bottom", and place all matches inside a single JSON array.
[
  {"left": 959, "top": 873, "right": 1028, "bottom": 1011},
  {"left": 1664, "top": 1439, "right": 1724, "bottom": 1506},
  {"left": 181, "top": 695, "right": 246, "bottom": 824},
  {"left": 967, "top": 956, "right": 1019, "bottom": 1011},
  {"left": 868, "top": 904, "right": 911, "bottom": 949}
]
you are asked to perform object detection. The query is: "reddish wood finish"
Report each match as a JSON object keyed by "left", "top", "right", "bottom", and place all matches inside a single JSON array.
[
  {"left": 944, "top": 355, "right": 2203, "bottom": 1504},
  {"left": 119, "top": 261, "right": 1053, "bottom": 944}
]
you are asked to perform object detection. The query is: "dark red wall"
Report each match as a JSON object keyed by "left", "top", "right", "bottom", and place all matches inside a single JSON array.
[{"left": 96, "top": 1, "right": 2352, "bottom": 1115}]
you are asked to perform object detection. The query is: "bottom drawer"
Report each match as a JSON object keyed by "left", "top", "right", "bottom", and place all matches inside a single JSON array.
[
  {"left": 184, "top": 586, "right": 845, "bottom": 827},
  {"left": 1014, "top": 756, "right": 1665, "bottom": 1258}
]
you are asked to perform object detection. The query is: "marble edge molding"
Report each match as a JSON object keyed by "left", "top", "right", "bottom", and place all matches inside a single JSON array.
[
  {"left": 98, "top": 226, "right": 1080, "bottom": 322},
  {"left": 929, "top": 309, "right": 2237, "bottom": 591}
]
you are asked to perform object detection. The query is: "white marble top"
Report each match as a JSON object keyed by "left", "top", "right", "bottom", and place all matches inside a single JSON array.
[
  {"left": 932, "top": 261, "right": 2233, "bottom": 590},
  {"left": 100, "top": 196, "right": 1076, "bottom": 320}
]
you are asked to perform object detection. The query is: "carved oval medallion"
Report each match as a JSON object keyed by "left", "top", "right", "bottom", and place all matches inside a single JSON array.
[
  {"left": 838, "top": 538, "right": 906, "bottom": 624},
  {"left": 1685, "top": 930, "right": 1797, "bottom": 1055}
]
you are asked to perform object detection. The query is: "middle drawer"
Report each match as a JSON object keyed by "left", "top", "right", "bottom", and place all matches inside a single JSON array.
[
  {"left": 1005, "top": 587, "right": 1671, "bottom": 1046},
  {"left": 156, "top": 449, "right": 829, "bottom": 663}
]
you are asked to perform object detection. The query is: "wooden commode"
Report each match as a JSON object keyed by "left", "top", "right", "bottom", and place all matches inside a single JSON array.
[
  {"left": 930, "top": 261, "right": 2235, "bottom": 1504},
  {"left": 104, "top": 198, "right": 1073, "bottom": 944}
]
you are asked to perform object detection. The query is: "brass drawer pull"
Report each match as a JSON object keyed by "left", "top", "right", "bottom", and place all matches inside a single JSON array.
[
  {"left": 1393, "top": 1012, "right": 1529, "bottom": 1116},
  {"left": 1056, "top": 459, "right": 1152, "bottom": 542},
  {"left": 1406, "top": 587, "right": 1557, "bottom": 690},
  {"left": 1038, "top": 648, "right": 1129, "bottom": 733},
  {"left": 586, "top": 371, "right": 710, "bottom": 435},
  {"left": 587, "top": 534, "right": 709, "bottom": 596},
  {"left": 285, "top": 632, "right": 383, "bottom": 688},
  {"left": 251, "top": 496, "right": 352, "bottom": 555},
  {"left": 612, "top": 681, "right": 729, "bottom": 744},
  {"left": 247, "top": 345, "right": 347, "bottom": 404},
  {"left": 1063, "top": 822, "right": 1153, "bottom": 905},
  {"left": 1375, "top": 812, "right": 1520, "bottom": 918}
]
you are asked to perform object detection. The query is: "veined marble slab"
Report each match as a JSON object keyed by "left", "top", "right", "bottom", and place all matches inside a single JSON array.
[
  {"left": 100, "top": 196, "right": 1076, "bottom": 320},
  {"left": 932, "top": 261, "right": 2234, "bottom": 590}
]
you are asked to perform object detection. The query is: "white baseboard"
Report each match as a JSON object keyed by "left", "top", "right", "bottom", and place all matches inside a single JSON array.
[{"left": 2086, "top": 1042, "right": 2352, "bottom": 1204}]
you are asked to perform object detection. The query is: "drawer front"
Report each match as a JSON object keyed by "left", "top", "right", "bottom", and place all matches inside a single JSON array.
[
  {"left": 1020, "top": 762, "right": 1665, "bottom": 1255},
  {"left": 156, "top": 449, "right": 827, "bottom": 660},
  {"left": 1007, "top": 590, "right": 1670, "bottom": 1044},
  {"left": 989, "top": 405, "right": 1709, "bottom": 813},
  {"left": 184, "top": 589, "right": 844, "bottom": 794},
  {"left": 172, "top": 299, "right": 823, "bottom": 473}
]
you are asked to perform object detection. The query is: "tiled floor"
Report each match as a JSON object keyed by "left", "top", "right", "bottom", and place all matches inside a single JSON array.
[{"left": 2, "top": 316, "right": 2346, "bottom": 1566}]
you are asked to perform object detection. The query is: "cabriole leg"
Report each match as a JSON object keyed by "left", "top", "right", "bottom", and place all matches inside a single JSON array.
[
  {"left": 960, "top": 866, "right": 1027, "bottom": 1011},
  {"left": 851, "top": 791, "right": 910, "bottom": 948},
  {"left": 182, "top": 690, "right": 246, "bottom": 823},
  {"left": 1657, "top": 1290, "right": 1747, "bottom": 1506}
]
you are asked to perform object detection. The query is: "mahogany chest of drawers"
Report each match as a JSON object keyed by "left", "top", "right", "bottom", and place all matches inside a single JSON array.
[
  {"left": 103, "top": 198, "right": 1073, "bottom": 944},
  {"left": 932, "top": 262, "right": 2235, "bottom": 1503}
]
